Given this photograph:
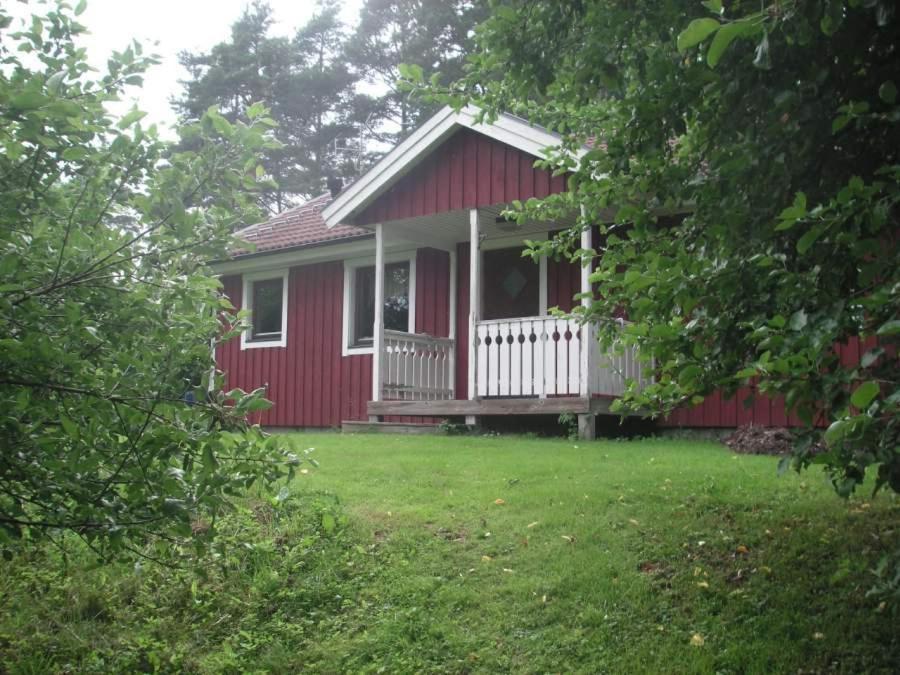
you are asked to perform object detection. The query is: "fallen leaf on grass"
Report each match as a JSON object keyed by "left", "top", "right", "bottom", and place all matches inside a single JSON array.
[
  {"left": 736, "top": 545, "right": 750, "bottom": 554},
  {"left": 561, "top": 535, "right": 576, "bottom": 544},
  {"left": 628, "top": 519, "right": 640, "bottom": 526},
  {"left": 494, "top": 498, "right": 505, "bottom": 505},
  {"left": 813, "top": 632, "right": 824, "bottom": 640},
  {"left": 696, "top": 581, "right": 709, "bottom": 588},
  {"left": 527, "top": 521, "right": 539, "bottom": 528},
  {"left": 481, "top": 555, "right": 492, "bottom": 562},
  {"left": 502, "top": 568, "right": 514, "bottom": 573},
  {"left": 690, "top": 634, "right": 705, "bottom": 647}
]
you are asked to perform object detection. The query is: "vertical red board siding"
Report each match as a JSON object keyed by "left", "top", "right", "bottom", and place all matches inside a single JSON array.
[
  {"left": 547, "top": 238, "right": 581, "bottom": 312},
  {"left": 415, "top": 248, "right": 451, "bottom": 337},
  {"left": 660, "top": 336, "right": 869, "bottom": 428},
  {"left": 355, "top": 128, "right": 569, "bottom": 226},
  {"left": 217, "top": 263, "right": 374, "bottom": 427}
]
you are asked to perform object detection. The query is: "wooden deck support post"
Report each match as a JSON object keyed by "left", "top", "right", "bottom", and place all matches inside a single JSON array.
[
  {"left": 370, "top": 223, "right": 385, "bottom": 422},
  {"left": 466, "top": 208, "right": 481, "bottom": 427}
]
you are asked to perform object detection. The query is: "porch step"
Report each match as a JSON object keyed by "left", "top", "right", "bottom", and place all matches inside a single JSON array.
[{"left": 341, "top": 420, "right": 442, "bottom": 435}]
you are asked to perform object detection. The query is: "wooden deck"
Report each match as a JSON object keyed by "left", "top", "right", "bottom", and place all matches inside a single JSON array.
[{"left": 367, "top": 396, "right": 625, "bottom": 417}]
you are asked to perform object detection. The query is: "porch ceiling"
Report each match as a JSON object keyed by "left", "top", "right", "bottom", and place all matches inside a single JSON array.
[{"left": 379, "top": 203, "right": 579, "bottom": 250}]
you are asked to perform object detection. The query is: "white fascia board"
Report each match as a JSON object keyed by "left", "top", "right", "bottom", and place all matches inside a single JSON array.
[
  {"left": 211, "top": 239, "right": 375, "bottom": 277},
  {"left": 321, "top": 105, "right": 586, "bottom": 229}
]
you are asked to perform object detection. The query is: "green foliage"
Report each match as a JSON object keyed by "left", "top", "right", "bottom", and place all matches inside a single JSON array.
[
  {"left": 0, "top": 2, "right": 301, "bottom": 557},
  {"left": 420, "top": 0, "right": 900, "bottom": 497}
]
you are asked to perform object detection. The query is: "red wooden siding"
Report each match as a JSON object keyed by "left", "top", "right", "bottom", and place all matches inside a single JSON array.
[
  {"left": 218, "top": 263, "right": 373, "bottom": 427},
  {"left": 659, "top": 336, "right": 876, "bottom": 428},
  {"left": 415, "top": 248, "right": 451, "bottom": 337},
  {"left": 355, "top": 128, "right": 568, "bottom": 226}
]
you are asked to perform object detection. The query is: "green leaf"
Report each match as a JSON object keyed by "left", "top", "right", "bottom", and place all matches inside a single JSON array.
[
  {"left": 879, "top": 80, "right": 898, "bottom": 104},
  {"left": 75, "top": 0, "right": 88, "bottom": 15},
  {"left": 850, "top": 381, "right": 880, "bottom": 409},
  {"left": 797, "top": 225, "right": 824, "bottom": 254},
  {"left": 677, "top": 18, "right": 720, "bottom": 52},
  {"left": 321, "top": 512, "right": 336, "bottom": 533},
  {"left": 701, "top": 0, "right": 723, "bottom": 14},
  {"left": 876, "top": 319, "right": 900, "bottom": 336},
  {"left": 788, "top": 310, "right": 807, "bottom": 331},
  {"left": 707, "top": 20, "right": 752, "bottom": 68},
  {"left": 117, "top": 108, "right": 147, "bottom": 129},
  {"left": 62, "top": 147, "right": 89, "bottom": 161}
]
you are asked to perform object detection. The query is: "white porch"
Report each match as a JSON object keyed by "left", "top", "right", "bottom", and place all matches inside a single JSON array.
[{"left": 367, "top": 207, "right": 648, "bottom": 433}]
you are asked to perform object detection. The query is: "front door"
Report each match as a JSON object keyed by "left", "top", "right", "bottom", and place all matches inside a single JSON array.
[{"left": 482, "top": 247, "right": 540, "bottom": 320}]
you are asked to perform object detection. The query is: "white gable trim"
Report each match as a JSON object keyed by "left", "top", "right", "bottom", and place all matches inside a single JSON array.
[{"left": 321, "top": 105, "right": 582, "bottom": 228}]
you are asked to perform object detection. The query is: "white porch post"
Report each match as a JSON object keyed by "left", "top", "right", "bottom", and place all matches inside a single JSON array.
[
  {"left": 371, "top": 224, "right": 385, "bottom": 418},
  {"left": 466, "top": 209, "right": 481, "bottom": 425},
  {"left": 448, "top": 248, "right": 457, "bottom": 397},
  {"left": 578, "top": 207, "right": 595, "bottom": 439}
]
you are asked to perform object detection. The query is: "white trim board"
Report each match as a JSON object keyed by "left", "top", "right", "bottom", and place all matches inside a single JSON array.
[
  {"left": 240, "top": 269, "right": 289, "bottom": 350},
  {"left": 321, "top": 105, "right": 585, "bottom": 228}
]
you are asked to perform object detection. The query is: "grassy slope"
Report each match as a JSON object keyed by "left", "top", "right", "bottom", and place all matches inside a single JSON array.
[{"left": 1, "top": 434, "right": 897, "bottom": 674}]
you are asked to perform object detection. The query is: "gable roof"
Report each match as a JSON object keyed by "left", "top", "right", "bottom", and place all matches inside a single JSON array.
[
  {"left": 232, "top": 193, "right": 371, "bottom": 258},
  {"left": 322, "top": 105, "right": 582, "bottom": 228}
]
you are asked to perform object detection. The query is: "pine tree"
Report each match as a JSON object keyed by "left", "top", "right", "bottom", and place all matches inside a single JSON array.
[
  {"left": 175, "top": 1, "right": 358, "bottom": 212},
  {"left": 347, "top": 0, "right": 487, "bottom": 145}
]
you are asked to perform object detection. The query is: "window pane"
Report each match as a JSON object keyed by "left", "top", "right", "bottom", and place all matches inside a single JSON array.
[
  {"left": 482, "top": 248, "right": 539, "bottom": 320},
  {"left": 383, "top": 262, "right": 409, "bottom": 332},
  {"left": 353, "top": 266, "right": 375, "bottom": 345},
  {"left": 352, "top": 261, "right": 411, "bottom": 346},
  {"left": 252, "top": 278, "right": 283, "bottom": 340}
]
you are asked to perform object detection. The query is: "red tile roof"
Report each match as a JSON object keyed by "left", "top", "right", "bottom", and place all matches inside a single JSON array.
[{"left": 233, "top": 192, "right": 371, "bottom": 257}]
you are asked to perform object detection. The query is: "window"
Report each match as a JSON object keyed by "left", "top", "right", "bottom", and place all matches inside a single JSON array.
[
  {"left": 343, "top": 256, "right": 416, "bottom": 354},
  {"left": 241, "top": 271, "right": 288, "bottom": 349},
  {"left": 482, "top": 247, "right": 540, "bottom": 320}
]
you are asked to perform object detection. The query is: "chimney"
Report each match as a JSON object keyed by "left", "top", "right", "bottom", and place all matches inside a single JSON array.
[{"left": 327, "top": 175, "right": 342, "bottom": 199}]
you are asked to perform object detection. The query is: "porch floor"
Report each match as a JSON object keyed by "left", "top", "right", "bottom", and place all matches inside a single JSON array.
[{"left": 367, "top": 396, "right": 621, "bottom": 418}]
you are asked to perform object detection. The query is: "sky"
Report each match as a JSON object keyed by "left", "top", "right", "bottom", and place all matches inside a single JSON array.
[{"left": 8, "top": 0, "right": 365, "bottom": 135}]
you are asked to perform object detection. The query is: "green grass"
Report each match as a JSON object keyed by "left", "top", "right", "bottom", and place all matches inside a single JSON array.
[{"left": 1, "top": 434, "right": 898, "bottom": 673}]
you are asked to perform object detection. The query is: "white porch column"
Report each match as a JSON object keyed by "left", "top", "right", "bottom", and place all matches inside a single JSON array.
[
  {"left": 579, "top": 212, "right": 593, "bottom": 397},
  {"left": 578, "top": 207, "right": 595, "bottom": 439},
  {"left": 371, "top": 223, "right": 385, "bottom": 411},
  {"left": 467, "top": 209, "right": 481, "bottom": 424},
  {"left": 448, "top": 248, "right": 457, "bottom": 398}
]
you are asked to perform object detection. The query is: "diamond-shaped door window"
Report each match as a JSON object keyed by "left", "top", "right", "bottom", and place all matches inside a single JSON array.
[{"left": 502, "top": 267, "right": 528, "bottom": 299}]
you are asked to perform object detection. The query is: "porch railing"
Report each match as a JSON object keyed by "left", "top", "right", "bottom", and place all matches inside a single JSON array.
[
  {"left": 590, "top": 332, "right": 652, "bottom": 397},
  {"left": 381, "top": 330, "right": 455, "bottom": 401},
  {"left": 474, "top": 316, "right": 584, "bottom": 397},
  {"left": 473, "top": 316, "right": 651, "bottom": 398}
]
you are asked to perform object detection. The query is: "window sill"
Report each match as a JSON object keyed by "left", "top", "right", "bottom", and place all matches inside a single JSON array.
[
  {"left": 343, "top": 345, "right": 374, "bottom": 356},
  {"left": 241, "top": 336, "right": 287, "bottom": 350}
]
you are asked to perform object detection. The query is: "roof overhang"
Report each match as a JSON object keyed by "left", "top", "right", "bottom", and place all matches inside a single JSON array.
[{"left": 321, "top": 105, "right": 584, "bottom": 228}]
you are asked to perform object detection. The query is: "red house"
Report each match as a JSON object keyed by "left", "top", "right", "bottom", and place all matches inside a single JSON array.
[{"left": 213, "top": 106, "right": 824, "bottom": 437}]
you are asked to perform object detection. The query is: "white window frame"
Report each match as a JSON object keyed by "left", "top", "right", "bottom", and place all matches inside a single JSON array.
[
  {"left": 240, "top": 269, "right": 289, "bottom": 350},
  {"left": 342, "top": 252, "right": 417, "bottom": 356}
]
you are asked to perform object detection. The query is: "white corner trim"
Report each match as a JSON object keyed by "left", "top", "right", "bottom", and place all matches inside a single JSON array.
[
  {"left": 240, "top": 269, "right": 289, "bottom": 350},
  {"left": 321, "top": 104, "right": 584, "bottom": 228},
  {"left": 341, "top": 251, "right": 417, "bottom": 357}
]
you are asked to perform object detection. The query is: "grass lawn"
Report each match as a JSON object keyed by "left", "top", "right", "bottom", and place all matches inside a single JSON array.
[{"left": 1, "top": 433, "right": 898, "bottom": 673}]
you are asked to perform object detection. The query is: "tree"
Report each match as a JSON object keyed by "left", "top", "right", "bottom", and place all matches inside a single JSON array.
[
  {"left": 414, "top": 1, "right": 899, "bottom": 496},
  {"left": 0, "top": 2, "right": 301, "bottom": 560},
  {"left": 347, "top": 0, "right": 487, "bottom": 145},
  {"left": 176, "top": 1, "right": 359, "bottom": 212}
]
